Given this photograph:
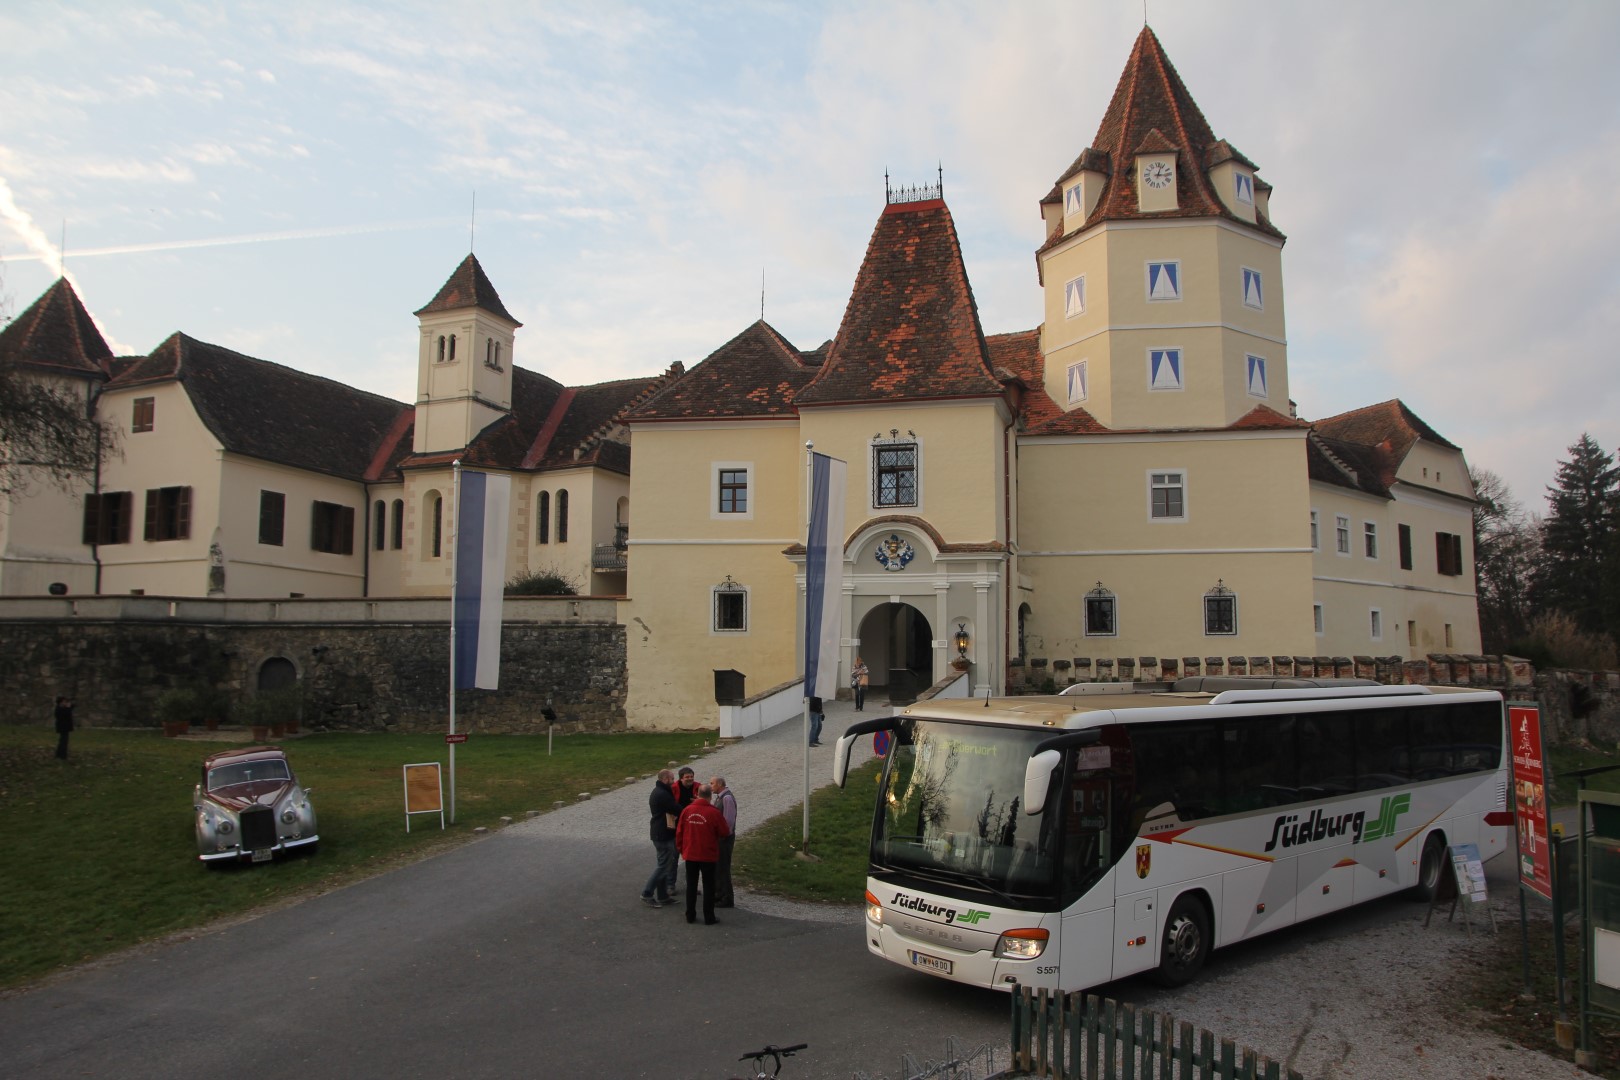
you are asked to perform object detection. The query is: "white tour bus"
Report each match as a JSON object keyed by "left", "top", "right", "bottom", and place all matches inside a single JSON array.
[{"left": 832, "top": 678, "right": 1510, "bottom": 993}]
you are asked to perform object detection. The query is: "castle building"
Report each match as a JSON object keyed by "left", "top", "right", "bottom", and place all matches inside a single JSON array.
[{"left": 0, "top": 28, "right": 1480, "bottom": 730}]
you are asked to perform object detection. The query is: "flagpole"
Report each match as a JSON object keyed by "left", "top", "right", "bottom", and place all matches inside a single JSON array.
[
  {"left": 803, "top": 442, "right": 813, "bottom": 851},
  {"left": 449, "top": 459, "right": 461, "bottom": 825}
]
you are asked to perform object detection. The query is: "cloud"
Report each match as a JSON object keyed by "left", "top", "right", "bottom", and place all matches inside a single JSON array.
[{"left": 0, "top": 174, "right": 134, "bottom": 353}]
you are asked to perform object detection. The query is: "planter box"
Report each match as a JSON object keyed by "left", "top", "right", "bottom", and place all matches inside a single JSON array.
[
  {"left": 162, "top": 721, "right": 190, "bottom": 738},
  {"left": 251, "top": 725, "right": 270, "bottom": 741}
]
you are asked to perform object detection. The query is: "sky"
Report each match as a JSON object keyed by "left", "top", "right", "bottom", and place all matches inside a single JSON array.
[{"left": 3, "top": 1, "right": 1618, "bottom": 515}]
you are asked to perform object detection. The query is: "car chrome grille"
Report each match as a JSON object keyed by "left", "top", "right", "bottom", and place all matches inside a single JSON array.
[{"left": 240, "top": 806, "right": 277, "bottom": 851}]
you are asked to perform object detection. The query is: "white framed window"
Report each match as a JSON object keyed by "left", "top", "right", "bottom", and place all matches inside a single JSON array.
[
  {"left": 712, "top": 576, "right": 748, "bottom": 633},
  {"left": 1246, "top": 354, "right": 1267, "bottom": 399},
  {"left": 1203, "top": 581, "right": 1237, "bottom": 636},
  {"left": 1370, "top": 609, "right": 1383, "bottom": 642},
  {"left": 1083, "top": 584, "right": 1117, "bottom": 637},
  {"left": 871, "top": 434, "right": 920, "bottom": 510},
  {"left": 1148, "top": 348, "right": 1183, "bottom": 392},
  {"left": 1066, "top": 360, "right": 1088, "bottom": 404},
  {"left": 1335, "top": 514, "right": 1351, "bottom": 555},
  {"left": 1235, "top": 172, "right": 1254, "bottom": 205},
  {"left": 1064, "top": 182, "right": 1084, "bottom": 217},
  {"left": 1313, "top": 603, "right": 1324, "bottom": 636},
  {"left": 1445, "top": 623, "right": 1454, "bottom": 648},
  {"left": 1408, "top": 621, "right": 1418, "bottom": 647},
  {"left": 1148, "top": 470, "right": 1186, "bottom": 521},
  {"left": 1310, "top": 509, "right": 1320, "bottom": 551},
  {"left": 1064, "top": 275, "right": 1086, "bottom": 318},
  {"left": 1363, "top": 521, "right": 1378, "bottom": 560},
  {"left": 1146, "top": 260, "right": 1181, "bottom": 302},
  {"left": 1242, "top": 267, "right": 1263, "bottom": 310},
  {"left": 711, "top": 462, "right": 754, "bottom": 520}
]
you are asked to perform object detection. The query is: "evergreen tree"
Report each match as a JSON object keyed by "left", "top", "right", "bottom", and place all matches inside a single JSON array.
[{"left": 1535, "top": 434, "right": 1618, "bottom": 637}]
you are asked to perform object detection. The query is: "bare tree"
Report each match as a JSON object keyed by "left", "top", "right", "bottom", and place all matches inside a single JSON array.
[
  {"left": 1471, "top": 467, "right": 1541, "bottom": 653},
  {"left": 0, "top": 367, "right": 112, "bottom": 498}
]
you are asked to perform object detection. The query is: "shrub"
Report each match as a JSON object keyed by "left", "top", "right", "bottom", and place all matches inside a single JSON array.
[
  {"left": 1508, "top": 611, "right": 1618, "bottom": 670},
  {"left": 156, "top": 686, "right": 208, "bottom": 726},
  {"left": 506, "top": 565, "right": 581, "bottom": 596},
  {"left": 239, "top": 687, "right": 303, "bottom": 730}
]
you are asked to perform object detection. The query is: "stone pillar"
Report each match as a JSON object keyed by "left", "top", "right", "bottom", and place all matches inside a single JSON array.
[
  {"left": 1273, "top": 655, "right": 1294, "bottom": 678},
  {"left": 1097, "top": 658, "right": 1115, "bottom": 680},
  {"left": 1404, "top": 659, "right": 1431, "bottom": 684},
  {"left": 1054, "top": 658, "right": 1072, "bottom": 687},
  {"left": 1294, "top": 656, "right": 1316, "bottom": 678},
  {"left": 1161, "top": 657, "right": 1179, "bottom": 678},
  {"left": 1073, "top": 657, "right": 1092, "bottom": 681},
  {"left": 1139, "top": 656, "right": 1160, "bottom": 681},
  {"left": 1228, "top": 656, "right": 1248, "bottom": 675},
  {"left": 1182, "top": 656, "right": 1201, "bottom": 677},
  {"left": 1205, "top": 656, "right": 1224, "bottom": 676},
  {"left": 1353, "top": 655, "right": 1375, "bottom": 680},
  {"left": 1249, "top": 656, "right": 1272, "bottom": 677},
  {"left": 1118, "top": 657, "right": 1136, "bottom": 681}
]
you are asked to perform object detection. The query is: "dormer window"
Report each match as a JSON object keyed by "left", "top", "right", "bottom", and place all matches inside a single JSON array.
[
  {"left": 1147, "top": 261, "right": 1180, "bottom": 302},
  {"left": 1135, "top": 152, "right": 1179, "bottom": 212},
  {"left": 1064, "top": 275, "right": 1086, "bottom": 318},
  {"left": 1235, "top": 172, "right": 1254, "bottom": 205},
  {"left": 1064, "top": 182, "right": 1084, "bottom": 217}
]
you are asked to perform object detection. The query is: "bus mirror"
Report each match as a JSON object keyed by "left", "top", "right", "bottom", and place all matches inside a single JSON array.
[
  {"left": 833, "top": 734, "right": 855, "bottom": 788},
  {"left": 1024, "top": 749, "right": 1061, "bottom": 814}
]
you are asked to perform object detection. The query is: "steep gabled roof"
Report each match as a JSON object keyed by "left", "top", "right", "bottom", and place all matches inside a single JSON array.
[
  {"left": 111, "top": 333, "right": 411, "bottom": 481},
  {"left": 1311, "top": 398, "right": 1459, "bottom": 455},
  {"left": 797, "top": 199, "right": 1004, "bottom": 406},
  {"left": 1307, "top": 432, "right": 1392, "bottom": 498},
  {"left": 0, "top": 278, "right": 113, "bottom": 378},
  {"left": 1041, "top": 26, "right": 1284, "bottom": 248},
  {"left": 413, "top": 254, "right": 521, "bottom": 325},
  {"left": 627, "top": 321, "right": 812, "bottom": 421}
]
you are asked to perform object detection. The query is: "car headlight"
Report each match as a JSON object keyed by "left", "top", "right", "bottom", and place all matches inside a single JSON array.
[
  {"left": 217, "top": 819, "right": 234, "bottom": 835},
  {"left": 865, "top": 890, "right": 883, "bottom": 925},
  {"left": 281, "top": 807, "right": 298, "bottom": 824},
  {"left": 994, "top": 929, "right": 1049, "bottom": 959}
]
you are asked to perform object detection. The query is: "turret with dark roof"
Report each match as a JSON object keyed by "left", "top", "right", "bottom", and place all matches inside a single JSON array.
[
  {"left": 414, "top": 253, "right": 522, "bottom": 325},
  {"left": 0, "top": 278, "right": 113, "bottom": 379}
]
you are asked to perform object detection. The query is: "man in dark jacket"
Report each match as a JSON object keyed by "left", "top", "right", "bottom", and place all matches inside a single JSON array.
[
  {"left": 640, "top": 769, "right": 679, "bottom": 907},
  {"left": 676, "top": 784, "right": 732, "bottom": 925},
  {"left": 54, "top": 696, "right": 74, "bottom": 761}
]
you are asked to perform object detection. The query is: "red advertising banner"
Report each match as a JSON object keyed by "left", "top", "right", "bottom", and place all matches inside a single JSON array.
[{"left": 1510, "top": 703, "right": 1551, "bottom": 900}]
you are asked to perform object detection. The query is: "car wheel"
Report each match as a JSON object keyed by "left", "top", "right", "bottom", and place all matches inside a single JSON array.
[
  {"left": 1154, "top": 896, "right": 1210, "bottom": 987},
  {"left": 1412, "top": 831, "right": 1447, "bottom": 902}
]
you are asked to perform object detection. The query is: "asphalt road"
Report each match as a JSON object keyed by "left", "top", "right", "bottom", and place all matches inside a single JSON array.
[{"left": 0, "top": 700, "right": 1576, "bottom": 1080}]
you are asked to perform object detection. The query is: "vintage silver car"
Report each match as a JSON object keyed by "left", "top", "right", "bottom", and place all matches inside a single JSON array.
[{"left": 194, "top": 746, "right": 319, "bottom": 863}]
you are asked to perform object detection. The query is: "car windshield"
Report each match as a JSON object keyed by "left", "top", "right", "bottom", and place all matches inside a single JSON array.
[
  {"left": 873, "top": 720, "right": 1061, "bottom": 901},
  {"left": 208, "top": 760, "right": 291, "bottom": 790}
]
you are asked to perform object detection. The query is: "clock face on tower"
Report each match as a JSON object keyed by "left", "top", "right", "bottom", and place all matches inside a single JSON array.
[{"left": 1142, "top": 161, "right": 1174, "bottom": 189}]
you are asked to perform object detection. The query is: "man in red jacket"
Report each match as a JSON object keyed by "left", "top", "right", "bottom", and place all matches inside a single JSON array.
[{"left": 676, "top": 783, "right": 732, "bottom": 925}]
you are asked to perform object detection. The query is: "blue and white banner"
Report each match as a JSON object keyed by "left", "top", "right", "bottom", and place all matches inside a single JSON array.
[
  {"left": 803, "top": 452, "right": 847, "bottom": 700},
  {"left": 453, "top": 470, "right": 511, "bottom": 690}
]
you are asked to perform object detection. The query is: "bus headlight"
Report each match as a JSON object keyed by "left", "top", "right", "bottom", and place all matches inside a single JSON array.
[
  {"left": 865, "top": 890, "right": 884, "bottom": 925},
  {"left": 994, "top": 928, "right": 1049, "bottom": 959}
]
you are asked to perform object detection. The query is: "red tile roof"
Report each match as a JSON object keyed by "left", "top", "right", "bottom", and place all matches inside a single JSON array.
[
  {"left": 0, "top": 278, "right": 112, "bottom": 378},
  {"left": 1039, "top": 26, "right": 1284, "bottom": 254},
  {"left": 797, "top": 199, "right": 1004, "bottom": 406},
  {"left": 1310, "top": 398, "right": 1459, "bottom": 454},
  {"left": 414, "top": 254, "right": 521, "bottom": 325},
  {"left": 627, "top": 321, "right": 812, "bottom": 421}
]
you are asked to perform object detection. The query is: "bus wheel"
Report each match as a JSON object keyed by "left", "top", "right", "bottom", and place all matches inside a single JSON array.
[
  {"left": 1154, "top": 897, "right": 1210, "bottom": 987},
  {"left": 1412, "top": 832, "right": 1446, "bottom": 902}
]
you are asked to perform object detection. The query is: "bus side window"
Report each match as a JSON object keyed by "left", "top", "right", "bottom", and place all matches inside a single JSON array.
[
  {"left": 1222, "top": 716, "right": 1297, "bottom": 812},
  {"left": 1297, "top": 713, "right": 1356, "bottom": 798},
  {"left": 1362, "top": 708, "right": 1413, "bottom": 785}
]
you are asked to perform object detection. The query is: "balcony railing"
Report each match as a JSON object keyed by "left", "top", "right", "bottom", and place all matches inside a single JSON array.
[{"left": 592, "top": 524, "right": 628, "bottom": 572}]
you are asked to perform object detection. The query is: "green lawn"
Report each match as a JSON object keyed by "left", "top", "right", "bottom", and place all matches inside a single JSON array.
[
  {"left": 732, "top": 759, "right": 882, "bottom": 904},
  {"left": 0, "top": 725, "right": 712, "bottom": 989}
]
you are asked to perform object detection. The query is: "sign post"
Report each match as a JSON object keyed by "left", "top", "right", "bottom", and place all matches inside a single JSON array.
[
  {"left": 403, "top": 762, "right": 445, "bottom": 832},
  {"left": 1511, "top": 703, "right": 1551, "bottom": 900}
]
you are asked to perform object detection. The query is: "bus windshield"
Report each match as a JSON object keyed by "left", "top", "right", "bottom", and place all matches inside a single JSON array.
[{"left": 873, "top": 720, "right": 1062, "bottom": 902}]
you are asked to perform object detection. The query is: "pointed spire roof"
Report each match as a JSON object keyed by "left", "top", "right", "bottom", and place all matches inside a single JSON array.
[
  {"left": 797, "top": 199, "right": 1003, "bottom": 406},
  {"left": 0, "top": 278, "right": 113, "bottom": 378},
  {"left": 414, "top": 254, "right": 522, "bottom": 325},
  {"left": 1042, "top": 26, "right": 1283, "bottom": 241}
]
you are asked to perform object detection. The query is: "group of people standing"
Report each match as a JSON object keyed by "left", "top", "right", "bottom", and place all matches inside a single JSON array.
[{"left": 641, "top": 766, "right": 737, "bottom": 925}]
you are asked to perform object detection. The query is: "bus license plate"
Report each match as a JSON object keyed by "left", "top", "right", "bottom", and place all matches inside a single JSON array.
[{"left": 909, "top": 950, "right": 952, "bottom": 975}]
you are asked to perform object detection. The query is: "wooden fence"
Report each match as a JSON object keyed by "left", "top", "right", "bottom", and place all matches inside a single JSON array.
[{"left": 1007, "top": 986, "right": 1303, "bottom": 1080}]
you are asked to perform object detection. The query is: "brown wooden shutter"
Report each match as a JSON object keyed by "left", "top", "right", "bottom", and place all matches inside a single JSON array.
[
  {"left": 340, "top": 506, "right": 354, "bottom": 555},
  {"left": 177, "top": 487, "right": 192, "bottom": 539},
  {"left": 82, "top": 495, "right": 101, "bottom": 545},
  {"left": 144, "top": 489, "right": 158, "bottom": 541}
]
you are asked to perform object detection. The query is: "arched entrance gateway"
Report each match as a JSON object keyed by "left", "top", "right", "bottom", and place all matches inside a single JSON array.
[
  {"left": 794, "top": 520, "right": 1005, "bottom": 702},
  {"left": 857, "top": 603, "right": 932, "bottom": 705}
]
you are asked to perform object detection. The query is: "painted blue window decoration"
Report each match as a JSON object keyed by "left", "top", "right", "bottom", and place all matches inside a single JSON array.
[
  {"left": 1064, "top": 275, "right": 1086, "bottom": 318},
  {"left": 1064, "top": 182, "right": 1084, "bottom": 217},
  {"left": 1246, "top": 354, "right": 1267, "bottom": 398},
  {"left": 1149, "top": 348, "right": 1183, "bottom": 391},
  {"left": 1235, "top": 172, "right": 1254, "bottom": 205},
  {"left": 1242, "top": 267, "right": 1263, "bottom": 310},
  {"left": 874, "top": 533, "right": 915, "bottom": 572},
  {"left": 1147, "top": 260, "right": 1180, "bottom": 301},
  {"left": 1067, "top": 360, "right": 1088, "bottom": 404}
]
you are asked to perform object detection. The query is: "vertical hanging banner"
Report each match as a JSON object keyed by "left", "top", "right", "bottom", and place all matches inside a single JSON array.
[
  {"left": 803, "top": 452, "right": 847, "bottom": 699},
  {"left": 1510, "top": 702, "right": 1551, "bottom": 901},
  {"left": 454, "top": 470, "right": 512, "bottom": 690}
]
